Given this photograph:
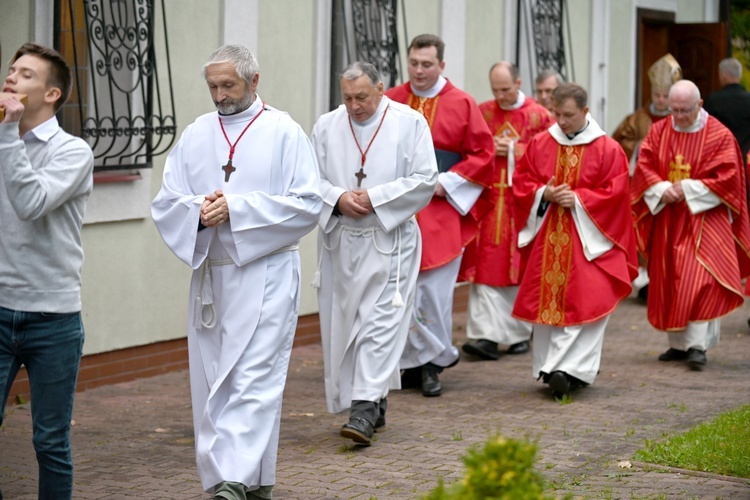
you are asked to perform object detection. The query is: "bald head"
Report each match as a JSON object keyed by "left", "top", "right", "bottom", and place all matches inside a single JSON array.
[
  {"left": 669, "top": 80, "right": 701, "bottom": 101},
  {"left": 489, "top": 61, "right": 521, "bottom": 108},
  {"left": 489, "top": 61, "right": 519, "bottom": 80},
  {"left": 668, "top": 80, "right": 702, "bottom": 128}
]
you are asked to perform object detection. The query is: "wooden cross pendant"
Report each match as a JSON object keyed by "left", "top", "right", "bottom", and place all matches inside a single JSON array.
[
  {"left": 222, "top": 159, "right": 236, "bottom": 182},
  {"left": 355, "top": 167, "right": 367, "bottom": 187}
]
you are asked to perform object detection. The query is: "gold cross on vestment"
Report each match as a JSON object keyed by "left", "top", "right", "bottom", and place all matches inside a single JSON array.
[
  {"left": 493, "top": 168, "right": 509, "bottom": 245},
  {"left": 668, "top": 154, "right": 691, "bottom": 183}
]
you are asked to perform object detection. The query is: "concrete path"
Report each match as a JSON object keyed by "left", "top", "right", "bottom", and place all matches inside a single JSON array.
[{"left": 2, "top": 293, "right": 749, "bottom": 499}]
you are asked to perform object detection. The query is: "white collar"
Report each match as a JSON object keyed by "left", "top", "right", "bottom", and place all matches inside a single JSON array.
[
  {"left": 672, "top": 108, "right": 708, "bottom": 133},
  {"left": 548, "top": 113, "right": 606, "bottom": 146},
  {"left": 24, "top": 116, "right": 60, "bottom": 142},
  {"left": 411, "top": 76, "right": 447, "bottom": 98},
  {"left": 500, "top": 90, "right": 525, "bottom": 111},
  {"left": 350, "top": 96, "right": 390, "bottom": 127},
  {"left": 217, "top": 94, "right": 264, "bottom": 124},
  {"left": 649, "top": 102, "right": 670, "bottom": 117}
]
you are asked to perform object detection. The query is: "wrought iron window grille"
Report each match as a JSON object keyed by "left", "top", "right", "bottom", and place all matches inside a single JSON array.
[
  {"left": 516, "top": 0, "right": 574, "bottom": 82},
  {"left": 56, "top": 0, "right": 176, "bottom": 172},
  {"left": 331, "top": 0, "right": 403, "bottom": 108}
]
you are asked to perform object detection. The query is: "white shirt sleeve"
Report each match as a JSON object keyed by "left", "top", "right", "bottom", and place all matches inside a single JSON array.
[
  {"left": 571, "top": 195, "right": 613, "bottom": 261},
  {"left": 439, "top": 171, "right": 484, "bottom": 216},
  {"left": 644, "top": 180, "right": 672, "bottom": 215},
  {"left": 682, "top": 179, "right": 722, "bottom": 215},
  {"left": 518, "top": 186, "right": 547, "bottom": 248}
]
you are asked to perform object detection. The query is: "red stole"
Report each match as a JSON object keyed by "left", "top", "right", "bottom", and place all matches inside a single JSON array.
[
  {"left": 461, "top": 98, "right": 554, "bottom": 286},
  {"left": 631, "top": 116, "right": 750, "bottom": 330},
  {"left": 386, "top": 81, "right": 494, "bottom": 270},
  {"left": 512, "top": 132, "right": 637, "bottom": 326}
]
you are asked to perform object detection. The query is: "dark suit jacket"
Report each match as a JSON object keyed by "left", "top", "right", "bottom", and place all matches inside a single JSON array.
[{"left": 704, "top": 83, "right": 750, "bottom": 161}]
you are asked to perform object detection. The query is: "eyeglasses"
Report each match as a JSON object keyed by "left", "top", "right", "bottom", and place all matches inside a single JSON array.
[{"left": 668, "top": 102, "right": 700, "bottom": 115}]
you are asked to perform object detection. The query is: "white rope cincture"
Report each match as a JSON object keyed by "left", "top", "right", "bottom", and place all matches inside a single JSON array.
[
  {"left": 195, "top": 244, "right": 299, "bottom": 330},
  {"left": 312, "top": 221, "right": 406, "bottom": 308},
  {"left": 391, "top": 225, "right": 404, "bottom": 308}
]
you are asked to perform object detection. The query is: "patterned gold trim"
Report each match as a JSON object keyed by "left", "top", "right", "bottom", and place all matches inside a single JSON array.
[{"left": 537, "top": 145, "right": 585, "bottom": 325}]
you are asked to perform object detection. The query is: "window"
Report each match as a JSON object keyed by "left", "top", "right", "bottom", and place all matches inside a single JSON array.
[
  {"left": 55, "top": 0, "right": 176, "bottom": 172},
  {"left": 330, "top": 0, "right": 402, "bottom": 108},
  {"left": 516, "top": 0, "right": 573, "bottom": 81}
]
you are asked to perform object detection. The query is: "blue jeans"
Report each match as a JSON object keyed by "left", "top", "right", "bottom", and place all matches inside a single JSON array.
[{"left": 0, "top": 306, "right": 84, "bottom": 500}]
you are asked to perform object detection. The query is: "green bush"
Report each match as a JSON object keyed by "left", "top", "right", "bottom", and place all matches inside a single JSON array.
[{"left": 423, "top": 434, "right": 559, "bottom": 500}]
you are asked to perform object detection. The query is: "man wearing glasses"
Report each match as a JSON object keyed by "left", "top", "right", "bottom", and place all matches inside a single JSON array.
[{"left": 631, "top": 79, "right": 750, "bottom": 371}]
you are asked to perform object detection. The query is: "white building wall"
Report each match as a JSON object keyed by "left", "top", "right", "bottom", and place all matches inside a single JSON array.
[
  {"left": 81, "top": 0, "right": 222, "bottom": 354},
  {"left": 0, "top": 1, "right": 32, "bottom": 69},
  {"left": 464, "top": 0, "right": 506, "bottom": 104}
]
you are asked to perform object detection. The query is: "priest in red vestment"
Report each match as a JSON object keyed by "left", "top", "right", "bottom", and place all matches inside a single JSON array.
[
  {"left": 385, "top": 34, "right": 494, "bottom": 397},
  {"left": 631, "top": 79, "right": 750, "bottom": 370},
  {"left": 460, "top": 61, "right": 553, "bottom": 361},
  {"left": 512, "top": 83, "right": 638, "bottom": 398}
]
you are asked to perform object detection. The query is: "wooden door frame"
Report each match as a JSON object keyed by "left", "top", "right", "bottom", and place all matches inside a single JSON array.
[{"left": 636, "top": 8, "right": 675, "bottom": 108}]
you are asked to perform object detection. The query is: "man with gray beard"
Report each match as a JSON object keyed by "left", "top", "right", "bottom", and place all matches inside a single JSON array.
[{"left": 152, "top": 44, "right": 322, "bottom": 499}]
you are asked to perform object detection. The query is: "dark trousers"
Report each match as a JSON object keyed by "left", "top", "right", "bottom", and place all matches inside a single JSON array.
[{"left": 350, "top": 398, "right": 387, "bottom": 426}]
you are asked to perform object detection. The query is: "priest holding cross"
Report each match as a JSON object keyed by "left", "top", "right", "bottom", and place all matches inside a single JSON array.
[
  {"left": 152, "top": 44, "right": 322, "bottom": 499},
  {"left": 311, "top": 61, "right": 437, "bottom": 445}
]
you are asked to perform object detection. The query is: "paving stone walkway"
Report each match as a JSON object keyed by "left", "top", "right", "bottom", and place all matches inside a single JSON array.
[{"left": 2, "top": 293, "right": 749, "bottom": 499}]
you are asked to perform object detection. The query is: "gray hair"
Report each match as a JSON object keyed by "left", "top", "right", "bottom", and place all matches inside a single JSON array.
[
  {"left": 202, "top": 44, "right": 259, "bottom": 87},
  {"left": 341, "top": 61, "right": 382, "bottom": 86},
  {"left": 536, "top": 68, "right": 564, "bottom": 85},
  {"left": 719, "top": 58, "right": 742, "bottom": 80},
  {"left": 669, "top": 79, "right": 701, "bottom": 101}
]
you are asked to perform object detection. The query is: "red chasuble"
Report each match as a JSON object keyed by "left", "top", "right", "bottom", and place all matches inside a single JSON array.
[
  {"left": 512, "top": 132, "right": 638, "bottom": 326},
  {"left": 631, "top": 116, "right": 750, "bottom": 331},
  {"left": 386, "top": 81, "right": 494, "bottom": 270},
  {"left": 460, "top": 97, "right": 554, "bottom": 285}
]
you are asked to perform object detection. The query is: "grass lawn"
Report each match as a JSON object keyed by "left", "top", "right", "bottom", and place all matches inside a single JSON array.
[{"left": 633, "top": 404, "right": 750, "bottom": 478}]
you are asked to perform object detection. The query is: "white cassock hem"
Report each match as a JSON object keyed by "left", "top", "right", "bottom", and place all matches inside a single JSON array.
[
  {"left": 466, "top": 284, "right": 532, "bottom": 344},
  {"left": 665, "top": 320, "right": 720, "bottom": 351},
  {"left": 532, "top": 316, "right": 609, "bottom": 385},
  {"left": 401, "top": 257, "right": 462, "bottom": 369}
]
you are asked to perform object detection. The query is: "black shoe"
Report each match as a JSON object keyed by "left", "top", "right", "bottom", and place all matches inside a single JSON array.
[
  {"left": 637, "top": 284, "right": 648, "bottom": 303},
  {"left": 340, "top": 416, "right": 374, "bottom": 445},
  {"left": 374, "top": 399, "right": 386, "bottom": 431},
  {"left": 462, "top": 339, "right": 500, "bottom": 360},
  {"left": 374, "top": 415, "right": 385, "bottom": 430},
  {"left": 421, "top": 364, "right": 442, "bottom": 397},
  {"left": 686, "top": 348, "right": 707, "bottom": 371},
  {"left": 658, "top": 348, "right": 688, "bottom": 361},
  {"left": 507, "top": 340, "right": 530, "bottom": 355},
  {"left": 400, "top": 367, "right": 421, "bottom": 389},
  {"left": 548, "top": 371, "right": 571, "bottom": 398}
]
